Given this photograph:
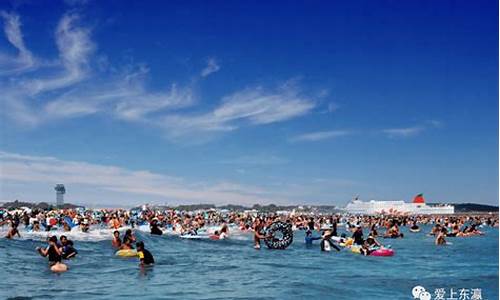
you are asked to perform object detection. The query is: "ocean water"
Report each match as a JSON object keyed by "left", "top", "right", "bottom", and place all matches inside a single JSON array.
[{"left": 0, "top": 225, "right": 497, "bottom": 300}]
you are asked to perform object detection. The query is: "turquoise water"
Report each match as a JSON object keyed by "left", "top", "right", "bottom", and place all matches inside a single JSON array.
[{"left": 0, "top": 225, "right": 497, "bottom": 300}]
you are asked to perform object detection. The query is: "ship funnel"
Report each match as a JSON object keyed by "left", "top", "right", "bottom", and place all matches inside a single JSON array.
[{"left": 413, "top": 193, "right": 425, "bottom": 203}]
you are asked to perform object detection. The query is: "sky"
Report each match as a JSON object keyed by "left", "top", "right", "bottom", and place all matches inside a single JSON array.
[{"left": 0, "top": 0, "right": 498, "bottom": 207}]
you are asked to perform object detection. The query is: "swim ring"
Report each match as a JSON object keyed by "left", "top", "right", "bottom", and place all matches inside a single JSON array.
[
  {"left": 264, "top": 221, "right": 293, "bottom": 250},
  {"left": 370, "top": 248, "right": 394, "bottom": 257},
  {"left": 115, "top": 249, "right": 137, "bottom": 257}
]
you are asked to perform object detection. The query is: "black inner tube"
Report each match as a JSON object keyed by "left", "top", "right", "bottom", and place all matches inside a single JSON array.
[{"left": 264, "top": 221, "right": 293, "bottom": 249}]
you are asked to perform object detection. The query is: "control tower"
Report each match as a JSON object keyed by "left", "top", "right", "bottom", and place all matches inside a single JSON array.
[{"left": 54, "top": 184, "right": 65, "bottom": 208}]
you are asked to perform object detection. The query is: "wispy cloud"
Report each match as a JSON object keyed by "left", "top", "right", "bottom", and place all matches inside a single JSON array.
[
  {"left": 0, "top": 11, "right": 35, "bottom": 74},
  {"left": 0, "top": 12, "right": 195, "bottom": 127},
  {"left": 200, "top": 57, "right": 220, "bottom": 77},
  {"left": 161, "top": 84, "right": 316, "bottom": 138},
  {"left": 381, "top": 120, "right": 442, "bottom": 138},
  {"left": 0, "top": 151, "right": 290, "bottom": 206},
  {"left": 1, "top": 11, "right": 319, "bottom": 143},
  {"left": 381, "top": 126, "right": 423, "bottom": 138},
  {"left": 289, "top": 130, "right": 351, "bottom": 142}
]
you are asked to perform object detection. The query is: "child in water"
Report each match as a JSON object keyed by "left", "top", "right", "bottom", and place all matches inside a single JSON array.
[
  {"left": 435, "top": 227, "right": 447, "bottom": 245},
  {"left": 136, "top": 241, "right": 154, "bottom": 266},
  {"left": 112, "top": 231, "right": 121, "bottom": 248}
]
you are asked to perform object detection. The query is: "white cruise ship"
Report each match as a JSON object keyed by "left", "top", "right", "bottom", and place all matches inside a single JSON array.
[{"left": 344, "top": 194, "right": 454, "bottom": 215}]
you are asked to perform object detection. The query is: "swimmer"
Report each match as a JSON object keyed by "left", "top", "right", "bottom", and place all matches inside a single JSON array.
[
  {"left": 5, "top": 223, "right": 20, "bottom": 239},
  {"left": 120, "top": 238, "right": 133, "bottom": 250},
  {"left": 112, "top": 230, "right": 122, "bottom": 248},
  {"left": 253, "top": 218, "right": 270, "bottom": 249},
  {"left": 384, "top": 222, "right": 404, "bottom": 238},
  {"left": 80, "top": 220, "right": 89, "bottom": 233},
  {"left": 219, "top": 224, "right": 229, "bottom": 239},
  {"left": 429, "top": 224, "right": 441, "bottom": 236},
  {"left": 435, "top": 227, "right": 447, "bottom": 245},
  {"left": 410, "top": 221, "right": 420, "bottom": 232},
  {"left": 37, "top": 236, "right": 63, "bottom": 265},
  {"left": 320, "top": 229, "right": 340, "bottom": 252},
  {"left": 123, "top": 229, "right": 136, "bottom": 245},
  {"left": 136, "top": 241, "right": 154, "bottom": 266},
  {"left": 60, "top": 235, "right": 78, "bottom": 259},
  {"left": 352, "top": 225, "right": 364, "bottom": 245},
  {"left": 360, "top": 235, "right": 382, "bottom": 256},
  {"left": 109, "top": 215, "right": 121, "bottom": 229},
  {"left": 150, "top": 219, "right": 163, "bottom": 236},
  {"left": 304, "top": 230, "right": 321, "bottom": 245}
]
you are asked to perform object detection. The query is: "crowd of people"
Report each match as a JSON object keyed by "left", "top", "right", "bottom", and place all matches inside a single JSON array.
[{"left": 0, "top": 206, "right": 497, "bottom": 271}]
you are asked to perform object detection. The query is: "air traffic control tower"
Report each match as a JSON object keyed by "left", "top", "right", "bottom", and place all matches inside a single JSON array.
[{"left": 54, "top": 184, "right": 65, "bottom": 208}]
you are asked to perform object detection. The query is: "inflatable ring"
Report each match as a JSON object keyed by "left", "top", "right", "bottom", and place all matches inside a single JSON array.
[
  {"left": 115, "top": 249, "right": 137, "bottom": 257},
  {"left": 264, "top": 221, "right": 293, "bottom": 250}
]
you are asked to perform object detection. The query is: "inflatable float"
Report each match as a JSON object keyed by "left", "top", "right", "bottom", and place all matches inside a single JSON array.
[
  {"left": 349, "top": 246, "right": 394, "bottom": 256},
  {"left": 409, "top": 228, "right": 421, "bottom": 233},
  {"left": 264, "top": 221, "right": 293, "bottom": 250},
  {"left": 51, "top": 262, "right": 68, "bottom": 272},
  {"left": 370, "top": 248, "right": 394, "bottom": 256},
  {"left": 115, "top": 249, "right": 137, "bottom": 257},
  {"left": 180, "top": 234, "right": 203, "bottom": 239},
  {"left": 350, "top": 245, "right": 361, "bottom": 254},
  {"left": 339, "top": 238, "right": 354, "bottom": 248}
]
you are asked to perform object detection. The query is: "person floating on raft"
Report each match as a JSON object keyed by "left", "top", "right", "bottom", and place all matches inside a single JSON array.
[{"left": 360, "top": 235, "right": 382, "bottom": 256}]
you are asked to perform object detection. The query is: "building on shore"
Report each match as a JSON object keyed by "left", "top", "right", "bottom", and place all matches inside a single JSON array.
[{"left": 54, "top": 184, "right": 65, "bottom": 208}]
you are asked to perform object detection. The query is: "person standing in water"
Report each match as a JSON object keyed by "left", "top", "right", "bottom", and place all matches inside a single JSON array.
[
  {"left": 352, "top": 225, "right": 364, "bottom": 245},
  {"left": 112, "top": 231, "right": 122, "bottom": 248},
  {"left": 36, "top": 236, "right": 68, "bottom": 272},
  {"left": 5, "top": 223, "right": 20, "bottom": 239},
  {"left": 136, "top": 241, "right": 154, "bottom": 266},
  {"left": 252, "top": 218, "right": 268, "bottom": 249},
  {"left": 304, "top": 230, "right": 321, "bottom": 245},
  {"left": 435, "top": 227, "right": 447, "bottom": 245}
]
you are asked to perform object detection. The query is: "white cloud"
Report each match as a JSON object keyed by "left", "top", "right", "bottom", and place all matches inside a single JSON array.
[
  {"left": 0, "top": 151, "right": 290, "bottom": 206},
  {"left": 162, "top": 86, "right": 315, "bottom": 138},
  {"left": 0, "top": 12, "right": 318, "bottom": 143},
  {"left": 382, "top": 126, "right": 423, "bottom": 138},
  {"left": 25, "top": 13, "right": 95, "bottom": 95},
  {"left": 381, "top": 120, "right": 442, "bottom": 138},
  {"left": 200, "top": 57, "right": 220, "bottom": 77},
  {"left": 290, "top": 130, "right": 351, "bottom": 142},
  {"left": 0, "top": 11, "right": 35, "bottom": 74}
]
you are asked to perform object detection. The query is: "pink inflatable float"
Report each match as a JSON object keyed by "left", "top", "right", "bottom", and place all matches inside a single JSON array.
[{"left": 370, "top": 248, "right": 394, "bottom": 257}]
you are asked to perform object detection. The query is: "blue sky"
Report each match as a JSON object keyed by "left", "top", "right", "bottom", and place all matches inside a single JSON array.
[{"left": 0, "top": 0, "right": 498, "bottom": 207}]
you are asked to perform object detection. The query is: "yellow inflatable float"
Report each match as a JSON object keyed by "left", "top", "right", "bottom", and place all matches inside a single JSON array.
[{"left": 115, "top": 249, "right": 138, "bottom": 257}]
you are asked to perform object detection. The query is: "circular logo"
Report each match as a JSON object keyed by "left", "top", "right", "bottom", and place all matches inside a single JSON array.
[
  {"left": 412, "top": 286, "right": 426, "bottom": 299},
  {"left": 419, "top": 291, "right": 431, "bottom": 300}
]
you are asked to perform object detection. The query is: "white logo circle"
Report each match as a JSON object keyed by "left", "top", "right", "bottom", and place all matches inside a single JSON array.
[
  {"left": 419, "top": 291, "right": 431, "bottom": 300},
  {"left": 412, "top": 286, "right": 426, "bottom": 299}
]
